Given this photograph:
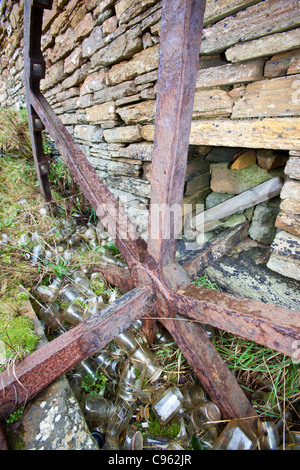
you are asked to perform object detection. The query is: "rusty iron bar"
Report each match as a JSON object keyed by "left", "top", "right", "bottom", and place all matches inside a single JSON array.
[{"left": 0, "top": 0, "right": 299, "bottom": 428}]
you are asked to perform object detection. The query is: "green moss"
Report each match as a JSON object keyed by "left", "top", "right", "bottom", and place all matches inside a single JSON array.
[
  {"left": 90, "top": 279, "right": 106, "bottom": 295},
  {"left": 0, "top": 314, "right": 39, "bottom": 366},
  {"left": 148, "top": 415, "right": 180, "bottom": 439}
]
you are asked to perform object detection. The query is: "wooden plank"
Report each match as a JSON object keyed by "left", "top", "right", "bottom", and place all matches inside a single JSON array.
[
  {"left": 190, "top": 177, "right": 283, "bottom": 231},
  {"left": 179, "top": 223, "right": 249, "bottom": 278},
  {"left": 226, "top": 28, "right": 300, "bottom": 63},
  {"left": 201, "top": 0, "right": 300, "bottom": 55},
  {"left": 232, "top": 76, "right": 300, "bottom": 119}
]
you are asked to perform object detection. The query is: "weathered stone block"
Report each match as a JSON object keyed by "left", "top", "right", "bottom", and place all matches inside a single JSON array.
[
  {"left": 74, "top": 12, "right": 94, "bottom": 41},
  {"left": 52, "top": 27, "right": 76, "bottom": 63},
  {"left": 119, "top": 142, "right": 153, "bottom": 160},
  {"left": 201, "top": 0, "right": 300, "bottom": 55},
  {"left": 280, "top": 178, "right": 300, "bottom": 201},
  {"left": 257, "top": 149, "right": 288, "bottom": 170},
  {"left": 64, "top": 46, "right": 85, "bottom": 76},
  {"left": 276, "top": 211, "right": 300, "bottom": 237},
  {"left": 61, "top": 63, "right": 90, "bottom": 89},
  {"left": 196, "top": 60, "right": 264, "bottom": 89},
  {"left": 82, "top": 25, "right": 104, "bottom": 58},
  {"left": 86, "top": 101, "right": 117, "bottom": 123},
  {"left": 193, "top": 89, "right": 233, "bottom": 118},
  {"left": 226, "top": 28, "right": 300, "bottom": 63},
  {"left": 210, "top": 162, "right": 284, "bottom": 194},
  {"left": 91, "top": 26, "right": 143, "bottom": 67},
  {"left": 80, "top": 70, "right": 109, "bottom": 96},
  {"left": 231, "top": 150, "right": 256, "bottom": 170},
  {"left": 103, "top": 125, "right": 142, "bottom": 143},
  {"left": 102, "top": 16, "right": 118, "bottom": 36},
  {"left": 232, "top": 76, "right": 300, "bottom": 119},
  {"left": 248, "top": 197, "right": 280, "bottom": 244},
  {"left": 143, "top": 118, "right": 300, "bottom": 151},
  {"left": 280, "top": 198, "right": 300, "bottom": 215},
  {"left": 108, "top": 45, "right": 159, "bottom": 85},
  {"left": 284, "top": 157, "right": 300, "bottom": 180},
  {"left": 116, "top": 100, "right": 156, "bottom": 124},
  {"left": 93, "top": 81, "right": 137, "bottom": 104},
  {"left": 74, "top": 124, "right": 104, "bottom": 143}
]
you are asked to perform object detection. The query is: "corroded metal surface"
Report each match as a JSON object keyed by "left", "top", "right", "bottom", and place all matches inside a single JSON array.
[{"left": 0, "top": 0, "right": 299, "bottom": 428}]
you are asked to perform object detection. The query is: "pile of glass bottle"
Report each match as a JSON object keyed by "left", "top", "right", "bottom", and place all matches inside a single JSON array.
[{"left": 22, "top": 219, "right": 300, "bottom": 451}]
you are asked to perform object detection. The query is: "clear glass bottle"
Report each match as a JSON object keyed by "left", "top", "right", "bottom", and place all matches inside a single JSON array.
[
  {"left": 129, "top": 343, "right": 162, "bottom": 382},
  {"left": 68, "top": 372, "right": 83, "bottom": 402},
  {"left": 118, "top": 360, "right": 145, "bottom": 402},
  {"left": 38, "top": 303, "right": 63, "bottom": 332},
  {"left": 258, "top": 419, "right": 280, "bottom": 450},
  {"left": 212, "top": 418, "right": 258, "bottom": 450},
  {"left": 76, "top": 358, "right": 99, "bottom": 381},
  {"left": 59, "top": 284, "right": 81, "bottom": 302},
  {"left": 90, "top": 272, "right": 107, "bottom": 295},
  {"left": 32, "top": 244, "right": 44, "bottom": 265},
  {"left": 191, "top": 401, "right": 221, "bottom": 430},
  {"left": 94, "top": 351, "right": 122, "bottom": 378},
  {"left": 81, "top": 395, "right": 113, "bottom": 424},
  {"left": 152, "top": 386, "right": 184, "bottom": 426},
  {"left": 181, "top": 384, "right": 206, "bottom": 410},
  {"left": 115, "top": 329, "right": 139, "bottom": 355},
  {"left": 71, "top": 271, "right": 97, "bottom": 300},
  {"left": 63, "top": 301, "right": 85, "bottom": 326},
  {"left": 119, "top": 426, "right": 143, "bottom": 450}
]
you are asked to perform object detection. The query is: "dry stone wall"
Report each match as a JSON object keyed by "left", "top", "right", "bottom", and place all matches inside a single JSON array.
[{"left": 0, "top": 0, "right": 299, "bottom": 273}]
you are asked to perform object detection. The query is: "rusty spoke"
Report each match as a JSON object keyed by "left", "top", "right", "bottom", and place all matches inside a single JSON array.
[
  {"left": 146, "top": 0, "right": 206, "bottom": 275},
  {"left": 160, "top": 317, "right": 257, "bottom": 426},
  {"left": 0, "top": 287, "right": 154, "bottom": 420},
  {"left": 31, "top": 91, "right": 147, "bottom": 264},
  {"left": 172, "top": 284, "right": 300, "bottom": 357}
]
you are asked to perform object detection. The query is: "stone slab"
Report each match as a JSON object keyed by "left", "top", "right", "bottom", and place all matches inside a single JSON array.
[
  {"left": 232, "top": 76, "right": 300, "bottom": 119},
  {"left": 204, "top": 245, "right": 300, "bottom": 310},
  {"left": 226, "top": 28, "right": 300, "bottom": 63},
  {"left": 201, "top": 0, "right": 300, "bottom": 55},
  {"left": 210, "top": 162, "right": 283, "bottom": 194},
  {"left": 196, "top": 59, "right": 264, "bottom": 89}
]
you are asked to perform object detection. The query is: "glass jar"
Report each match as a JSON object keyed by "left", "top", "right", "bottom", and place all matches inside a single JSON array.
[
  {"left": 129, "top": 343, "right": 162, "bottom": 382},
  {"left": 81, "top": 395, "right": 113, "bottom": 424},
  {"left": 181, "top": 384, "right": 206, "bottom": 410},
  {"left": 63, "top": 301, "right": 85, "bottom": 326},
  {"left": 38, "top": 303, "right": 63, "bottom": 331},
  {"left": 119, "top": 426, "right": 143, "bottom": 450},
  {"left": 152, "top": 387, "right": 184, "bottom": 426},
  {"left": 212, "top": 418, "right": 258, "bottom": 450},
  {"left": 191, "top": 401, "right": 221, "bottom": 430},
  {"left": 94, "top": 351, "right": 122, "bottom": 378},
  {"left": 258, "top": 419, "right": 280, "bottom": 450},
  {"left": 118, "top": 360, "right": 145, "bottom": 402}
]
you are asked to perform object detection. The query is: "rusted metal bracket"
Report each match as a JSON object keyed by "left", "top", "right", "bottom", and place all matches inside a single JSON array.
[{"left": 0, "top": 0, "right": 299, "bottom": 430}]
